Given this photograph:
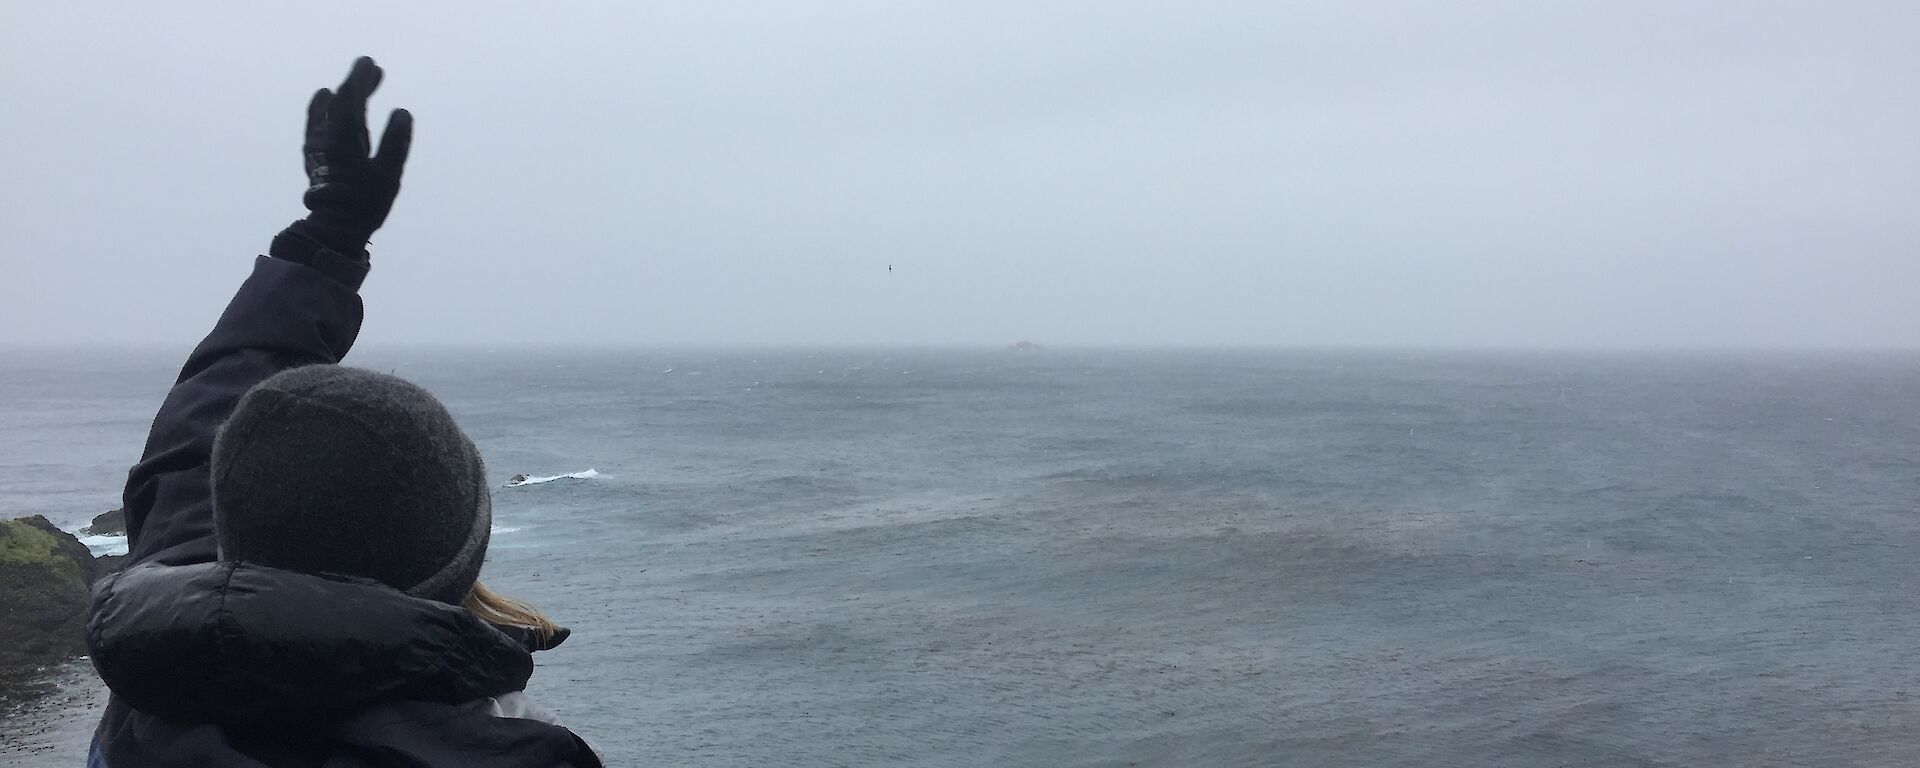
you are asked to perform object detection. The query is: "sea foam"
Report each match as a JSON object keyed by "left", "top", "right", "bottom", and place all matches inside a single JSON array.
[
  {"left": 80, "top": 534, "right": 129, "bottom": 557},
  {"left": 504, "top": 469, "right": 601, "bottom": 487}
]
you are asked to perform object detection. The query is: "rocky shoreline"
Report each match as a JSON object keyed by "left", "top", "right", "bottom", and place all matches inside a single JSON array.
[
  {"left": 0, "top": 513, "right": 126, "bottom": 693},
  {"left": 0, "top": 658, "right": 104, "bottom": 760}
]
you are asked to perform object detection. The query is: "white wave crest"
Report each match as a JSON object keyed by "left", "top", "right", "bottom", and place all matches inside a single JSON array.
[
  {"left": 81, "top": 534, "right": 129, "bottom": 557},
  {"left": 504, "top": 469, "right": 601, "bottom": 487},
  {"left": 74, "top": 527, "right": 519, "bottom": 557}
]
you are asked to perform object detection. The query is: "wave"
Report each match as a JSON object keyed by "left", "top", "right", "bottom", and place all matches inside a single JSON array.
[
  {"left": 76, "top": 526, "right": 519, "bottom": 556},
  {"left": 504, "top": 469, "right": 601, "bottom": 487},
  {"left": 80, "top": 534, "right": 129, "bottom": 557}
]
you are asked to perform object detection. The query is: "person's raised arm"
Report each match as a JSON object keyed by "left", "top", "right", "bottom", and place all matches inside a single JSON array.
[{"left": 120, "top": 57, "right": 412, "bottom": 567}]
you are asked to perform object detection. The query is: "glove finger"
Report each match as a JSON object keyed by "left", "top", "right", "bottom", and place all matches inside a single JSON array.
[
  {"left": 332, "top": 57, "right": 381, "bottom": 154},
  {"left": 375, "top": 108, "right": 413, "bottom": 177},
  {"left": 306, "top": 88, "right": 332, "bottom": 135},
  {"left": 333, "top": 56, "right": 382, "bottom": 99}
]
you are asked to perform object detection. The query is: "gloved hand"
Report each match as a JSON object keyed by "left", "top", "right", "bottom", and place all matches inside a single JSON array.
[
  {"left": 297, "top": 56, "right": 413, "bottom": 253},
  {"left": 272, "top": 58, "right": 411, "bottom": 285}
]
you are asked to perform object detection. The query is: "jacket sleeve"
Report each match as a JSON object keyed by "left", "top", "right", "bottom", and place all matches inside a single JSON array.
[{"left": 120, "top": 255, "right": 366, "bottom": 567}]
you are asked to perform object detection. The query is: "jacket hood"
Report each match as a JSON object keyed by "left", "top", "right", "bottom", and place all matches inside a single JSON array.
[{"left": 88, "top": 561, "right": 533, "bottom": 727}]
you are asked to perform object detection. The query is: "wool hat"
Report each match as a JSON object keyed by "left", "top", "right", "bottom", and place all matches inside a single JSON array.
[{"left": 211, "top": 365, "right": 490, "bottom": 605}]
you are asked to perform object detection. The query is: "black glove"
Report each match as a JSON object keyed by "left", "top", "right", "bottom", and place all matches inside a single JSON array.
[{"left": 272, "top": 57, "right": 412, "bottom": 285}]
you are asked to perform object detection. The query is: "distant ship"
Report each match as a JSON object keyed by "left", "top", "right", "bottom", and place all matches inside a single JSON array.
[{"left": 1008, "top": 340, "right": 1042, "bottom": 352}]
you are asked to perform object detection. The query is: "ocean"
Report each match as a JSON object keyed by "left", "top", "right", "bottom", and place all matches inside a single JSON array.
[{"left": 3, "top": 347, "right": 1918, "bottom": 766}]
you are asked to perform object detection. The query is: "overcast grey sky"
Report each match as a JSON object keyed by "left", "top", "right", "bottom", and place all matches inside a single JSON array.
[{"left": 2, "top": 2, "right": 1915, "bottom": 348}]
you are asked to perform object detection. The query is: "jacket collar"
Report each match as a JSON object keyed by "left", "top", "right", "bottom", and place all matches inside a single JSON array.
[{"left": 88, "top": 561, "right": 533, "bottom": 726}]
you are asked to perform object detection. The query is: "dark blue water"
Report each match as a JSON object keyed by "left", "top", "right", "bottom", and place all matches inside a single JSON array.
[{"left": 5, "top": 348, "right": 1920, "bottom": 766}]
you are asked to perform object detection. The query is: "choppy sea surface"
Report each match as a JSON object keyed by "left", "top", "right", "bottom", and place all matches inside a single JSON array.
[{"left": 4, "top": 347, "right": 1919, "bottom": 767}]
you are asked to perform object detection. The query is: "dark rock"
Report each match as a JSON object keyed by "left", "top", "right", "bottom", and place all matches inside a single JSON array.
[
  {"left": 95, "top": 553, "right": 129, "bottom": 576},
  {"left": 0, "top": 515, "right": 123, "bottom": 687},
  {"left": 81, "top": 507, "right": 125, "bottom": 537}
]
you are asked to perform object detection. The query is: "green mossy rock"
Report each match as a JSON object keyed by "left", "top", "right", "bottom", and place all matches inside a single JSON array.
[{"left": 0, "top": 517, "right": 98, "bottom": 686}]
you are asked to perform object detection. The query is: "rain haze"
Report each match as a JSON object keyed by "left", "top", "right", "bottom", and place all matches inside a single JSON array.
[{"left": 2, "top": 2, "right": 1916, "bottom": 349}]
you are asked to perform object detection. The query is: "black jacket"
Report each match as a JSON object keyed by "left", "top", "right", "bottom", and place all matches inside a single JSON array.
[{"left": 89, "top": 255, "right": 600, "bottom": 767}]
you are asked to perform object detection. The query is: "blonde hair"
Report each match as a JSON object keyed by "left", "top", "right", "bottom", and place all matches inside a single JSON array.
[{"left": 463, "top": 581, "right": 561, "bottom": 646}]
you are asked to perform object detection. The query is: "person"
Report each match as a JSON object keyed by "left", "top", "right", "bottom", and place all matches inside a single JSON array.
[{"left": 84, "top": 58, "right": 602, "bottom": 767}]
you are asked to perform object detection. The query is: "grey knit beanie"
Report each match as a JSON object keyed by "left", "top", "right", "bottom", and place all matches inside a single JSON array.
[{"left": 211, "top": 365, "right": 491, "bottom": 605}]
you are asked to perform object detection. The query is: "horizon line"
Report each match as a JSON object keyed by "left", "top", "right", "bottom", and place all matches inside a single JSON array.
[{"left": 6, "top": 341, "right": 1920, "bottom": 355}]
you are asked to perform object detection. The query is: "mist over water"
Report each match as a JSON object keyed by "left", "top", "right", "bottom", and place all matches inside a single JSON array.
[{"left": 7, "top": 348, "right": 1918, "bottom": 766}]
